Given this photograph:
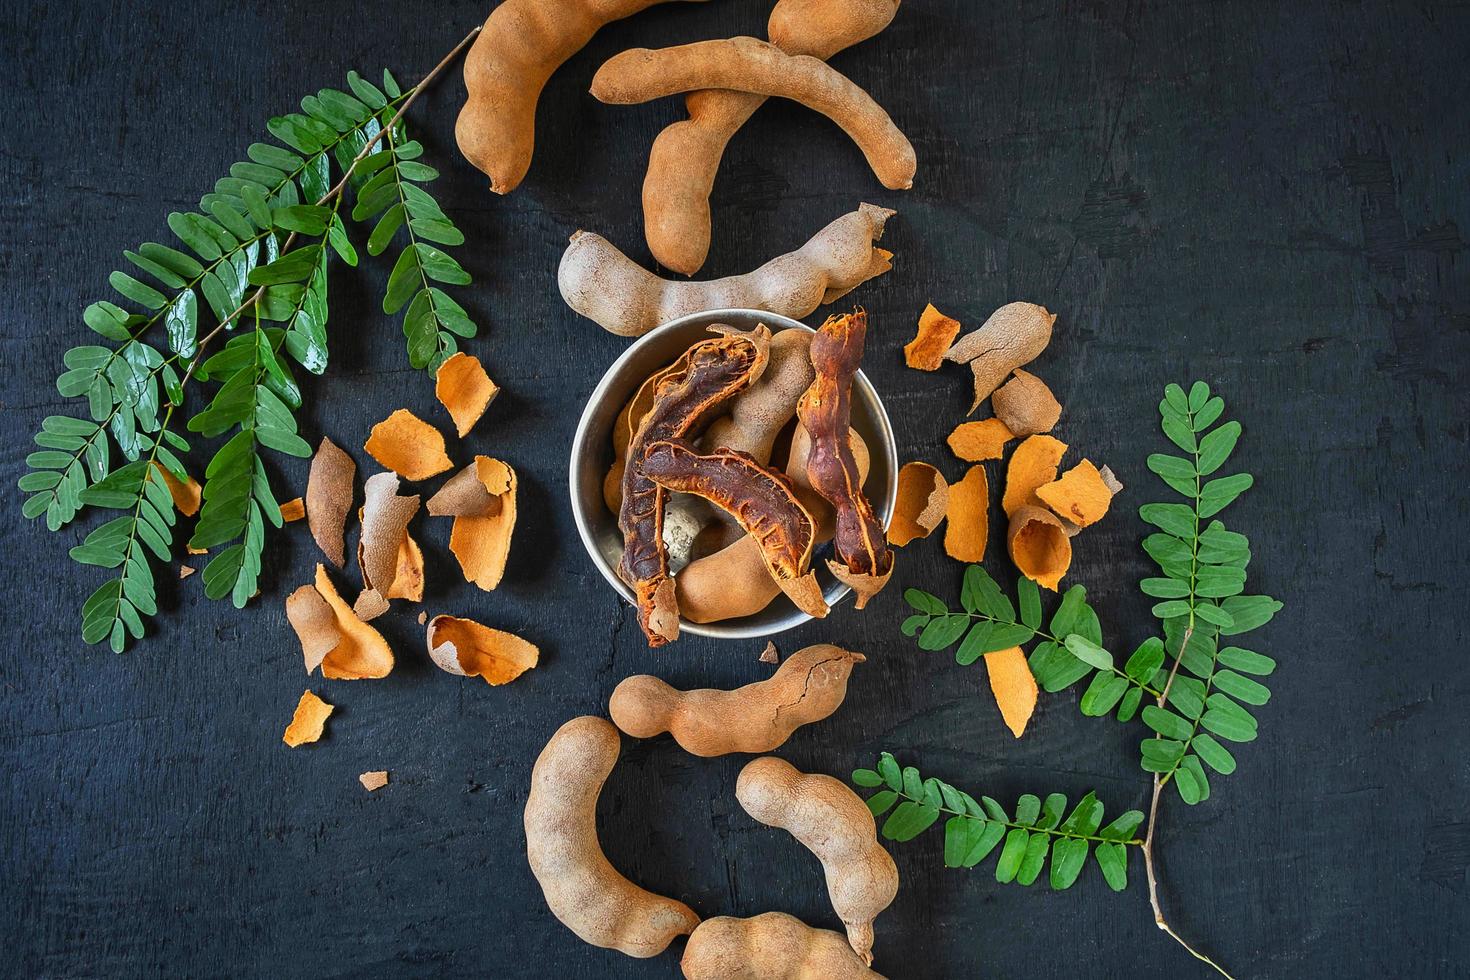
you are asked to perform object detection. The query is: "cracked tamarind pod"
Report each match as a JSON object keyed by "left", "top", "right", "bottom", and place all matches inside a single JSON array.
[
  {"left": 525, "top": 716, "right": 700, "bottom": 956},
  {"left": 619, "top": 329, "right": 770, "bottom": 646},
  {"left": 641, "top": 440, "right": 828, "bottom": 619},
  {"left": 673, "top": 425, "right": 870, "bottom": 624},
  {"left": 735, "top": 757, "right": 899, "bottom": 965},
  {"left": 455, "top": 0, "right": 711, "bottom": 194},
  {"left": 642, "top": 0, "right": 902, "bottom": 275},
  {"left": 610, "top": 643, "right": 864, "bottom": 756},
  {"left": 559, "top": 204, "right": 895, "bottom": 338},
  {"left": 795, "top": 310, "right": 894, "bottom": 609},
  {"left": 682, "top": 911, "right": 888, "bottom": 980}
]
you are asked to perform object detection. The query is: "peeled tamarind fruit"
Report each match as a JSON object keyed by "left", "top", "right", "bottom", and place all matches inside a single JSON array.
[
  {"left": 610, "top": 643, "right": 864, "bottom": 756},
  {"left": 681, "top": 912, "right": 887, "bottom": 979},
  {"left": 524, "top": 716, "right": 700, "bottom": 957},
  {"left": 735, "top": 757, "right": 898, "bottom": 964}
]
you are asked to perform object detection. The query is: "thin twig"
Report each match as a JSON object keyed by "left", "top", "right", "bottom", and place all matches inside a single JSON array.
[
  {"left": 1142, "top": 618, "right": 1236, "bottom": 979},
  {"left": 181, "top": 23, "right": 482, "bottom": 383}
]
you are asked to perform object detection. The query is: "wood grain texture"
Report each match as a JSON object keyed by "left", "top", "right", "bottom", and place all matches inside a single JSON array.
[{"left": 0, "top": 0, "right": 1467, "bottom": 976}]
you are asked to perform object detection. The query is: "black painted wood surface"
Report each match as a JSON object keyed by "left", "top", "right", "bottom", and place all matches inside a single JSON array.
[{"left": 2, "top": 1, "right": 1467, "bottom": 977}]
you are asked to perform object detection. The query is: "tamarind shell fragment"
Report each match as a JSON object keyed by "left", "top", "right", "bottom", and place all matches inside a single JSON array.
[
  {"left": 642, "top": 440, "right": 827, "bottom": 619},
  {"left": 618, "top": 330, "right": 769, "bottom": 646},
  {"left": 795, "top": 310, "right": 893, "bottom": 609}
]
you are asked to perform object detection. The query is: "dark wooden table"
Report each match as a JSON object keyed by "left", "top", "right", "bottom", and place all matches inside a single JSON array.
[{"left": 2, "top": 1, "right": 1466, "bottom": 977}]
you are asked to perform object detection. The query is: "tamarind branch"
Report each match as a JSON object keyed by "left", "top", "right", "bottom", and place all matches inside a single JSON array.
[{"left": 182, "top": 24, "right": 484, "bottom": 386}]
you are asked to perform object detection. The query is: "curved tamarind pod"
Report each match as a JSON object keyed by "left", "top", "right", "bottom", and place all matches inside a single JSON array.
[
  {"left": 675, "top": 426, "right": 868, "bottom": 624},
  {"left": 701, "top": 328, "right": 815, "bottom": 466},
  {"left": 593, "top": 37, "right": 915, "bottom": 191},
  {"left": 681, "top": 912, "right": 887, "bottom": 979},
  {"left": 560, "top": 204, "right": 895, "bottom": 338},
  {"left": 796, "top": 311, "right": 893, "bottom": 608},
  {"left": 642, "top": 440, "right": 826, "bottom": 618},
  {"left": 619, "top": 330, "right": 769, "bottom": 646},
  {"left": 610, "top": 643, "right": 863, "bottom": 755},
  {"left": 525, "top": 716, "right": 700, "bottom": 956},
  {"left": 455, "top": 0, "right": 710, "bottom": 194},
  {"left": 735, "top": 757, "right": 899, "bottom": 965},
  {"left": 643, "top": 0, "right": 902, "bottom": 275}
]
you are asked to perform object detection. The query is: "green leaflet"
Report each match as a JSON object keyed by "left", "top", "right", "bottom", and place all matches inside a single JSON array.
[
  {"left": 853, "top": 754, "right": 1142, "bottom": 892},
  {"left": 24, "top": 66, "right": 471, "bottom": 650}
]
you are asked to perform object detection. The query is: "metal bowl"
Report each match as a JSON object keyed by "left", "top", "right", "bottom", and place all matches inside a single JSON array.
[{"left": 569, "top": 308, "right": 899, "bottom": 640}]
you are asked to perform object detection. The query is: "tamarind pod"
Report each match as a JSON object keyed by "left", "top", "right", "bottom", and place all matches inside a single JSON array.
[
  {"left": 681, "top": 912, "right": 887, "bottom": 979},
  {"left": 559, "top": 205, "right": 895, "bottom": 338},
  {"left": 593, "top": 37, "right": 916, "bottom": 191},
  {"left": 643, "top": 0, "right": 902, "bottom": 275},
  {"left": 675, "top": 426, "right": 868, "bottom": 624},
  {"left": 455, "top": 0, "right": 710, "bottom": 194},
  {"left": 735, "top": 757, "right": 899, "bottom": 965},
  {"left": 610, "top": 643, "right": 864, "bottom": 756},
  {"left": 619, "top": 331, "right": 769, "bottom": 646},
  {"left": 701, "top": 328, "right": 815, "bottom": 466},
  {"left": 525, "top": 716, "right": 700, "bottom": 956},
  {"left": 795, "top": 311, "right": 893, "bottom": 608},
  {"left": 642, "top": 440, "right": 826, "bottom": 618}
]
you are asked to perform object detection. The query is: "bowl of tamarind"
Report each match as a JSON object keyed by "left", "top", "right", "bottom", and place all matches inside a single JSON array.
[{"left": 570, "top": 308, "right": 898, "bottom": 642}]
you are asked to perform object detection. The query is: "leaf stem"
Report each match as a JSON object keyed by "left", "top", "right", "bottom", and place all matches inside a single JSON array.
[{"left": 890, "top": 784, "right": 1145, "bottom": 847}]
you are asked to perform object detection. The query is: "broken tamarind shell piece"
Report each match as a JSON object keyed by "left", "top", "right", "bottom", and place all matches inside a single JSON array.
[
  {"left": 1036, "top": 458, "right": 1118, "bottom": 530},
  {"left": 306, "top": 436, "right": 355, "bottom": 568},
  {"left": 364, "top": 408, "right": 453, "bottom": 482},
  {"left": 888, "top": 461, "right": 948, "bottom": 546},
  {"left": 278, "top": 497, "right": 305, "bottom": 523},
  {"left": 991, "top": 368, "right": 1062, "bottom": 437},
  {"left": 434, "top": 351, "right": 499, "bottom": 438},
  {"left": 353, "top": 472, "right": 421, "bottom": 621},
  {"left": 1007, "top": 504, "right": 1073, "bottom": 591},
  {"left": 285, "top": 564, "right": 395, "bottom": 680},
  {"left": 795, "top": 310, "right": 893, "bottom": 609},
  {"left": 947, "top": 417, "right": 1014, "bottom": 461},
  {"left": 618, "top": 330, "right": 770, "bottom": 645},
  {"left": 945, "top": 302, "right": 1056, "bottom": 413},
  {"left": 447, "top": 457, "right": 518, "bottom": 592},
  {"left": 903, "top": 303, "right": 962, "bottom": 371},
  {"left": 426, "top": 614, "right": 539, "bottom": 686},
  {"left": 282, "top": 690, "right": 333, "bottom": 748},
  {"left": 152, "top": 461, "right": 201, "bottom": 517},
  {"left": 985, "top": 646, "right": 1038, "bottom": 738},
  {"left": 1002, "top": 434, "right": 1069, "bottom": 517},
  {"left": 944, "top": 465, "right": 990, "bottom": 563},
  {"left": 642, "top": 439, "right": 827, "bottom": 620}
]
